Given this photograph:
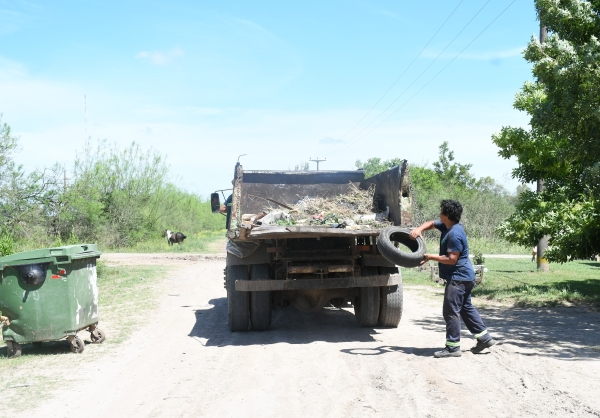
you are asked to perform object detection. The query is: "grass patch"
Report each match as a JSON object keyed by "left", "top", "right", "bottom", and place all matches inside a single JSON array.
[
  {"left": 113, "top": 230, "right": 226, "bottom": 253},
  {"left": 0, "top": 260, "right": 169, "bottom": 413},
  {"left": 94, "top": 260, "right": 169, "bottom": 343},
  {"left": 402, "top": 258, "right": 600, "bottom": 307}
]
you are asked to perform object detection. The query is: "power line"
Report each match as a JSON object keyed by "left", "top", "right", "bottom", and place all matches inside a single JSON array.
[
  {"left": 326, "top": 0, "right": 517, "bottom": 159},
  {"left": 324, "top": 0, "right": 494, "bottom": 158},
  {"left": 318, "top": 0, "right": 465, "bottom": 157}
]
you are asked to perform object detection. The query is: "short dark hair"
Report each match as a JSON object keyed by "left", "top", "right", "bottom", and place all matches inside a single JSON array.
[{"left": 440, "top": 199, "right": 462, "bottom": 223}]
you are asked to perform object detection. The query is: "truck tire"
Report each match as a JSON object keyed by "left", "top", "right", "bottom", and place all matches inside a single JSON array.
[
  {"left": 378, "top": 282, "right": 403, "bottom": 327},
  {"left": 377, "top": 227, "right": 426, "bottom": 268},
  {"left": 250, "top": 264, "right": 272, "bottom": 331},
  {"left": 226, "top": 265, "right": 249, "bottom": 332},
  {"left": 354, "top": 267, "right": 380, "bottom": 327}
]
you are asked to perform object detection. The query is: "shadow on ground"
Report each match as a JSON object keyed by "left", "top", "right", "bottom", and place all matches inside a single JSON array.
[
  {"left": 188, "top": 297, "right": 383, "bottom": 347},
  {"left": 340, "top": 346, "right": 437, "bottom": 357},
  {"left": 412, "top": 304, "right": 600, "bottom": 360}
]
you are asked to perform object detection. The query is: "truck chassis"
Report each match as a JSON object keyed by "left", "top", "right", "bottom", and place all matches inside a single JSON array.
[{"left": 223, "top": 161, "right": 415, "bottom": 331}]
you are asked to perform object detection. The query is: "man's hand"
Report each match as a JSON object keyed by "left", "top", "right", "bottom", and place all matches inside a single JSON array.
[
  {"left": 419, "top": 254, "right": 431, "bottom": 266},
  {"left": 409, "top": 228, "right": 422, "bottom": 240}
]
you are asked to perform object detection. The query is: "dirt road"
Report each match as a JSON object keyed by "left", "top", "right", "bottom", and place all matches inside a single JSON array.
[{"left": 18, "top": 254, "right": 600, "bottom": 417}]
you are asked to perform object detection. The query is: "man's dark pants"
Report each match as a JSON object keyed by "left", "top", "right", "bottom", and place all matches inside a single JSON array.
[{"left": 443, "top": 279, "right": 488, "bottom": 347}]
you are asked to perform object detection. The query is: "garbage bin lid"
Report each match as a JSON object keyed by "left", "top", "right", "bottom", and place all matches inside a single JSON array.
[{"left": 0, "top": 244, "right": 101, "bottom": 267}]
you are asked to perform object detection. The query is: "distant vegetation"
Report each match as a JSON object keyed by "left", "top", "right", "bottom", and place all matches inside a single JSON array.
[
  {"left": 357, "top": 141, "right": 527, "bottom": 253},
  {"left": 0, "top": 116, "right": 224, "bottom": 254}
]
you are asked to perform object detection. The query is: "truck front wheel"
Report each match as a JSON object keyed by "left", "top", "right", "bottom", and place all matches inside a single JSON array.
[
  {"left": 250, "top": 264, "right": 272, "bottom": 331},
  {"left": 226, "top": 265, "right": 250, "bottom": 332}
]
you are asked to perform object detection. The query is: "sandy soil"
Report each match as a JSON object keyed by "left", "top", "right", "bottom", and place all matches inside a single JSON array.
[{"left": 16, "top": 254, "right": 600, "bottom": 418}]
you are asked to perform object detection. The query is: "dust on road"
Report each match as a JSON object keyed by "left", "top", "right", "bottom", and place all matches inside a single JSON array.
[{"left": 17, "top": 254, "right": 600, "bottom": 418}]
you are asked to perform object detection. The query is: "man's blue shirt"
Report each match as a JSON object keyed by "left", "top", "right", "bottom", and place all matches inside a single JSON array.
[{"left": 434, "top": 220, "right": 475, "bottom": 282}]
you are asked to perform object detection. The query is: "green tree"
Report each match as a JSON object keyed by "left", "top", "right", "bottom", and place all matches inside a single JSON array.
[
  {"left": 0, "top": 116, "right": 58, "bottom": 241},
  {"left": 492, "top": 0, "right": 600, "bottom": 262},
  {"left": 294, "top": 162, "right": 310, "bottom": 171},
  {"left": 432, "top": 141, "right": 475, "bottom": 188},
  {"left": 355, "top": 143, "right": 515, "bottom": 240},
  {"left": 355, "top": 157, "right": 404, "bottom": 178}
]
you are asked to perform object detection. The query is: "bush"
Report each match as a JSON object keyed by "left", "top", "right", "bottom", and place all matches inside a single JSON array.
[
  {"left": 472, "top": 250, "right": 485, "bottom": 265},
  {"left": 0, "top": 231, "right": 15, "bottom": 256}
]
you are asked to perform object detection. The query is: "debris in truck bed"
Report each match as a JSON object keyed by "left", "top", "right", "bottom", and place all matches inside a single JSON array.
[{"left": 259, "top": 183, "right": 392, "bottom": 229}]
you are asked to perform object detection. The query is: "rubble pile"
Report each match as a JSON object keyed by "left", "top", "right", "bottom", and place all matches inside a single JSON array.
[{"left": 260, "top": 183, "right": 392, "bottom": 229}]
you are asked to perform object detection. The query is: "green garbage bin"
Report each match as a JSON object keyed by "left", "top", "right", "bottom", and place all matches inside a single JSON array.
[{"left": 0, "top": 244, "right": 105, "bottom": 358}]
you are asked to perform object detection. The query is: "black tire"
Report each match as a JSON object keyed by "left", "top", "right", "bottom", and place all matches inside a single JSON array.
[
  {"left": 226, "top": 265, "right": 250, "bottom": 332},
  {"left": 6, "top": 341, "right": 22, "bottom": 358},
  {"left": 250, "top": 264, "right": 272, "bottom": 331},
  {"left": 70, "top": 336, "right": 85, "bottom": 354},
  {"left": 90, "top": 328, "right": 106, "bottom": 344},
  {"left": 378, "top": 282, "right": 403, "bottom": 327},
  {"left": 377, "top": 227, "right": 426, "bottom": 268},
  {"left": 354, "top": 266, "right": 380, "bottom": 327}
]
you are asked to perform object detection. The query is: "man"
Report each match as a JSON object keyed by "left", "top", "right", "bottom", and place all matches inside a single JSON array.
[
  {"left": 219, "top": 194, "right": 233, "bottom": 230},
  {"left": 410, "top": 199, "right": 496, "bottom": 358}
]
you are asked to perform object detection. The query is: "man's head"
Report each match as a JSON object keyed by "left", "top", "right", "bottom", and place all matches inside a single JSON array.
[{"left": 440, "top": 199, "right": 462, "bottom": 223}]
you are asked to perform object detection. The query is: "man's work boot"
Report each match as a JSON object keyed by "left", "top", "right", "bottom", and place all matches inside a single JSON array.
[
  {"left": 471, "top": 337, "right": 497, "bottom": 354},
  {"left": 434, "top": 346, "right": 461, "bottom": 358}
]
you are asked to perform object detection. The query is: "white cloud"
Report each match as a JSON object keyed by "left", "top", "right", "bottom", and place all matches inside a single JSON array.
[
  {"left": 0, "top": 55, "right": 27, "bottom": 78},
  {"left": 0, "top": 56, "right": 529, "bottom": 197},
  {"left": 0, "top": 9, "right": 30, "bottom": 34},
  {"left": 135, "top": 47, "right": 184, "bottom": 65},
  {"left": 373, "top": 9, "right": 416, "bottom": 25}
]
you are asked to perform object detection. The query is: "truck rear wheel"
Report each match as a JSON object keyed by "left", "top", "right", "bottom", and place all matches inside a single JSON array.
[
  {"left": 250, "top": 264, "right": 272, "bottom": 331},
  {"left": 226, "top": 265, "right": 250, "bottom": 332},
  {"left": 378, "top": 282, "right": 403, "bottom": 327},
  {"left": 354, "top": 266, "right": 380, "bottom": 327}
]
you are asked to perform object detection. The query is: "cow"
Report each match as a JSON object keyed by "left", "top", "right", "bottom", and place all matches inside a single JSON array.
[{"left": 163, "top": 230, "right": 187, "bottom": 246}]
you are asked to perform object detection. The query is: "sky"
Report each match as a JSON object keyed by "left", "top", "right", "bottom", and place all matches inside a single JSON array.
[{"left": 0, "top": 0, "right": 540, "bottom": 197}]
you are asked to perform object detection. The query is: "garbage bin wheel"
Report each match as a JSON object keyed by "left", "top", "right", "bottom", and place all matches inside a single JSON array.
[
  {"left": 90, "top": 328, "right": 106, "bottom": 344},
  {"left": 6, "top": 341, "right": 22, "bottom": 358},
  {"left": 70, "top": 336, "right": 85, "bottom": 354}
]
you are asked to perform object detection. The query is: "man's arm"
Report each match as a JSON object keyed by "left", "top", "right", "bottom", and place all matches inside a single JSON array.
[
  {"left": 411, "top": 220, "right": 460, "bottom": 266},
  {"left": 409, "top": 220, "right": 436, "bottom": 239},
  {"left": 422, "top": 252, "right": 459, "bottom": 266}
]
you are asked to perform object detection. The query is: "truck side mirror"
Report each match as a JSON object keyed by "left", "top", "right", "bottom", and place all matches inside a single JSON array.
[{"left": 211, "top": 193, "right": 221, "bottom": 213}]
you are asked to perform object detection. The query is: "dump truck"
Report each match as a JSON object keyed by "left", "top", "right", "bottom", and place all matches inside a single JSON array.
[{"left": 212, "top": 161, "right": 418, "bottom": 332}]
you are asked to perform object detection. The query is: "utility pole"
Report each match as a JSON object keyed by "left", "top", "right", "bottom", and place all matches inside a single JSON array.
[
  {"left": 63, "top": 169, "right": 68, "bottom": 193},
  {"left": 537, "top": 23, "right": 550, "bottom": 272},
  {"left": 309, "top": 157, "right": 326, "bottom": 171}
]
